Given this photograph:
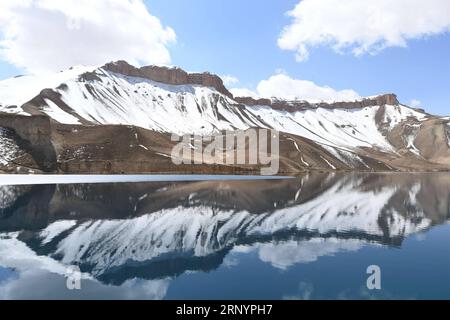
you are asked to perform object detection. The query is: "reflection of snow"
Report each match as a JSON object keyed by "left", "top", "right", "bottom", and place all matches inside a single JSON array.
[
  {"left": 0, "top": 186, "right": 19, "bottom": 209},
  {"left": 1, "top": 174, "right": 428, "bottom": 280},
  {"left": 248, "top": 177, "right": 430, "bottom": 237},
  {"left": 0, "top": 173, "right": 440, "bottom": 296},
  {"left": 39, "top": 221, "right": 77, "bottom": 245},
  {"left": 0, "top": 129, "right": 19, "bottom": 167}
]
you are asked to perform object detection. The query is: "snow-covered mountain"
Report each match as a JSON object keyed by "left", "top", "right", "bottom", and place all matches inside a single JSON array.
[
  {"left": 0, "top": 60, "right": 449, "bottom": 173},
  {"left": 0, "top": 61, "right": 427, "bottom": 148}
]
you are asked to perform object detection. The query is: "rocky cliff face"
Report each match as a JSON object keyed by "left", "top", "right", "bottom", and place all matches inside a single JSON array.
[
  {"left": 102, "top": 60, "right": 233, "bottom": 98},
  {"left": 235, "top": 93, "right": 400, "bottom": 112},
  {"left": 0, "top": 113, "right": 56, "bottom": 172}
]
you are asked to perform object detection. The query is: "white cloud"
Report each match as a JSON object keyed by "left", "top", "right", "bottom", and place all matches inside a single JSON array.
[
  {"left": 230, "top": 87, "right": 259, "bottom": 99},
  {"left": 257, "top": 73, "right": 360, "bottom": 101},
  {"left": 221, "top": 75, "right": 239, "bottom": 86},
  {"left": 0, "top": 0, "right": 176, "bottom": 73},
  {"left": 278, "top": 0, "right": 450, "bottom": 61},
  {"left": 410, "top": 99, "right": 422, "bottom": 108},
  {"left": 232, "top": 73, "right": 359, "bottom": 102}
]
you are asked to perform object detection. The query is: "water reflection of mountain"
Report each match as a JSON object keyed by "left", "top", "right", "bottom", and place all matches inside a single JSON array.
[{"left": 0, "top": 173, "right": 449, "bottom": 285}]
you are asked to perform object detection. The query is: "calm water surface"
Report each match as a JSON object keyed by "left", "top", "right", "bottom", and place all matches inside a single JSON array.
[{"left": 0, "top": 173, "right": 449, "bottom": 299}]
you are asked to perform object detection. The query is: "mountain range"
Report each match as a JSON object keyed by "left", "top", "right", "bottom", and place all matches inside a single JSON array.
[{"left": 1, "top": 60, "right": 449, "bottom": 173}]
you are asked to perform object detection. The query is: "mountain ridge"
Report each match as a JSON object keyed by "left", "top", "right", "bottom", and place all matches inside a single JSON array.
[{"left": 0, "top": 60, "right": 449, "bottom": 174}]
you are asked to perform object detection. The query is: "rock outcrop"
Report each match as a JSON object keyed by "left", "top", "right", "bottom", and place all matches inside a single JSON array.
[
  {"left": 235, "top": 93, "right": 400, "bottom": 112},
  {"left": 101, "top": 60, "right": 233, "bottom": 98},
  {"left": 0, "top": 113, "right": 56, "bottom": 172}
]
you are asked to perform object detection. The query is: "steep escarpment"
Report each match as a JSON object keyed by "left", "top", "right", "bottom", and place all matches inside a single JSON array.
[
  {"left": 0, "top": 113, "right": 56, "bottom": 172},
  {"left": 102, "top": 60, "right": 233, "bottom": 98}
]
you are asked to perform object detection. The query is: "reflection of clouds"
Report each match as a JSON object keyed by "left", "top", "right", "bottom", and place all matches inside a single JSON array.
[
  {"left": 257, "top": 238, "right": 364, "bottom": 270},
  {"left": 0, "top": 234, "right": 74, "bottom": 277},
  {"left": 336, "top": 286, "right": 417, "bottom": 300},
  {"left": 0, "top": 236, "right": 170, "bottom": 300},
  {"left": 0, "top": 269, "right": 170, "bottom": 300},
  {"left": 283, "top": 282, "right": 314, "bottom": 300},
  {"left": 231, "top": 245, "right": 254, "bottom": 254},
  {"left": 415, "top": 233, "right": 427, "bottom": 242},
  {"left": 222, "top": 255, "right": 240, "bottom": 268}
]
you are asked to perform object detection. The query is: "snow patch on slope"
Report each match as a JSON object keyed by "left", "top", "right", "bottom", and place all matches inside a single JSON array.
[
  {"left": 41, "top": 99, "right": 81, "bottom": 124},
  {"left": 0, "top": 65, "right": 96, "bottom": 114},
  {"left": 403, "top": 124, "right": 422, "bottom": 156},
  {"left": 0, "top": 128, "right": 20, "bottom": 166},
  {"left": 246, "top": 105, "right": 395, "bottom": 151},
  {"left": 0, "top": 186, "right": 19, "bottom": 209},
  {"left": 383, "top": 105, "right": 427, "bottom": 130},
  {"left": 52, "top": 69, "right": 261, "bottom": 135}
]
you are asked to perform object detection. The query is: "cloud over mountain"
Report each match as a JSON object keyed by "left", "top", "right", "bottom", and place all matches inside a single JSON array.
[
  {"left": 231, "top": 72, "right": 360, "bottom": 101},
  {"left": 0, "top": 0, "right": 176, "bottom": 73}
]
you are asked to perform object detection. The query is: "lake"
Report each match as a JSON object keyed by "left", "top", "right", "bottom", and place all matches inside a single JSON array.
[{"left": 0, "top": 172, "right": 449, "bottom": 300}]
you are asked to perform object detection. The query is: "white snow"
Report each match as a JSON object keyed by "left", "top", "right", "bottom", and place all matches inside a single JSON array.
[
  {"left": 41, "top": 99, "right": 81, "bottom": 124},
  {"left": 51, "top": 69, "right": 259, "bottom": 135},
  {"left": 320, "top": 156, "right": 336, "bottom": 169},
  {"left": 321, "top": 144, "right": 370, "bottom": 169},
  {"left": 382, "top": 104, "right": 427, "bottom": 130},
  {"left": 0, "top": 65, "right": 96, "bottom": 114},
  {"left": 138, "top": 144, "right": 149, "bottom": 151},
  {"left": 246, "top": 105, "right": 398, "bottom": 151},
  {"left": 401, "top": 123, "right": 423, "bottom": 156}
]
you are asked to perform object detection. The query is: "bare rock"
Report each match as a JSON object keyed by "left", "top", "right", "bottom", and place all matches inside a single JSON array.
[
  {"left": 102, "top": 60, "right": 233, "bottom": 98},
  {"left": 235, "top": 93, "right": 400, "bottom": 112}
]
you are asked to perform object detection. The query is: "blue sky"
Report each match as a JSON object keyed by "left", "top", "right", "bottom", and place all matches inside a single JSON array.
[{"left": 0, "top": 0, "right": 449, "bottom": 115}]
